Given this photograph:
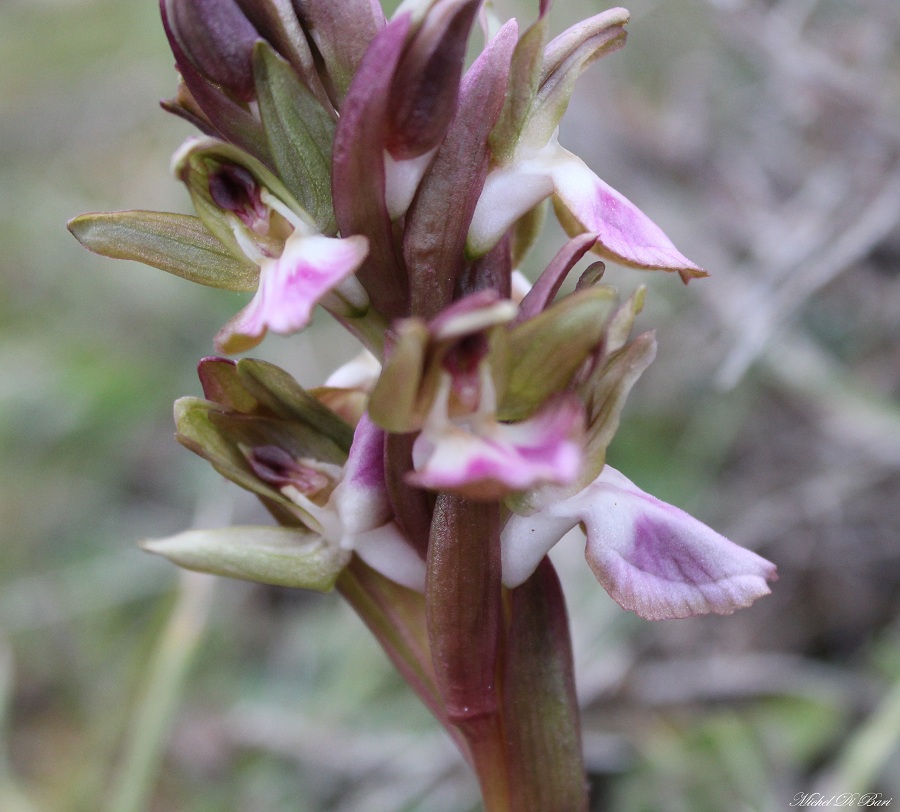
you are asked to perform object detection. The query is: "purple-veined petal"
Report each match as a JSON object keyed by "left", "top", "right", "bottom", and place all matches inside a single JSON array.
[
  {"left": 501, "top": 465, "right": 777, "bottom": 619},
  {"left": 408, "top": 394, "right": 584, "bottom": 500},
  {"left": 550, "top": 148, "right": 706, "bottom": 279},
  {"left": 215, "top": 233, "right": 368, "bottom": 353}
]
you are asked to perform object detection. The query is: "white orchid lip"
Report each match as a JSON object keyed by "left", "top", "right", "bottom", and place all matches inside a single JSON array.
[
  {"left": 501, "top": 465, "right": 777, "bottom": 620},
  {"left": 276, "top": 414, "right": 426, "bottom": 592}
]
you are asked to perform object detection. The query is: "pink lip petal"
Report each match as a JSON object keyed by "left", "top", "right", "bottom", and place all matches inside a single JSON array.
[
  {"left": 409, "top": 395, "right": 584, "bottom": 500},
  {"left": 550, "top": 152, "right": 706, "bottom": 279},
  {"left": 501, "top": 465, "right": 777, "bottom": 619},
  {"left": 215, "top": 233, "right": 368, "bottom": 353}
]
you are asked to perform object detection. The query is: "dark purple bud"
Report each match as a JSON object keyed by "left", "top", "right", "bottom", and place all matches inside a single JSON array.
[
  {"left": 208, "top": 164, "right": 270, "bottom": 234},
  {"left": 387, "top": 0, "right": 481, "bottom": 159},
  {"left": 163, "top": 0, "right": 260, "bottom": 101}
]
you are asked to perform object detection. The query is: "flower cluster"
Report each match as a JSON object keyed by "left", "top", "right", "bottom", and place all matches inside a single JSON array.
[{"left": 70, "top": 0, "right": 776, "bottom": 806}]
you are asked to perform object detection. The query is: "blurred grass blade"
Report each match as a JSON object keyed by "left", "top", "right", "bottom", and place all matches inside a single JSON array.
[
  {"left": 106, "top": 571, "right": 214, "bottom": 812},
  {"left": 822, "top": 672, "right": 900, "bottom": 796}
]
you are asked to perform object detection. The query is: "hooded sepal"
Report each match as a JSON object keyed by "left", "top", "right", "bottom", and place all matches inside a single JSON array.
[
  {"left": 67, "top": 210, "right": 258, "bottom": 291},
  {"left": 368, "top": 291, "right": 516, "bottom": 433},
  {"left": 172, "top": 136, "right": 304, "bottom": 256},
  {"left": 501, "top": 466, "right": 778, "bottom": 620},
  {"left": 142, "top": 525, "right": 349, "bottom": 590},
  {"left": 522, "top": 8, "right": 629, "bottom": 149},
  {"left": 488, "top": 9, "right": 548, "bottom": 165}
]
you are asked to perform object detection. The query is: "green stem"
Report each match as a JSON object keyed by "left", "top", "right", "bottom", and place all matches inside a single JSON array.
[
  {"left": 105, "top": 571, "right": 213, "bottom": 812},
  {"left": 461, "top": 714, "right": 512, "bottom": 812}
]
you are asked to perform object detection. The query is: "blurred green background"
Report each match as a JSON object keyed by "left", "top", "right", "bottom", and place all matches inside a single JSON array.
[{"left": 2, "top": 0, "right": 899, "bottom": 810}]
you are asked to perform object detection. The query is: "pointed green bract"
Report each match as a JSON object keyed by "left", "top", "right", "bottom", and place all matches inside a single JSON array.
[
  {"left": 67, "top": 211, "right": 258, "bottom": 291},
  {"left": 253, "top": 42, "right": 337, "bottom": 233},
  {"left": 142, "top": 526, "right": 349, "bottom": 591},
  {"left": 500, "top": 286, "right": 617, "bottom": 420}
]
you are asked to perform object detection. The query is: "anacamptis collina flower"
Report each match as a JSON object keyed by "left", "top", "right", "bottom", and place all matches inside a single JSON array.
[{"left": 69, "top": 0, "right": 776, "bottom": 806}]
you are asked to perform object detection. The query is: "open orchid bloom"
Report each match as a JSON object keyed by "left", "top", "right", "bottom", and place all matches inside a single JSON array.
[
  {"left": 501, "top": 465, "right": 777, "bottom": 619},
  {"left": 254, "top": 414, "right": 426, "bottom": 591},
  {"left": 166, "top": 137, "right": 373, "bottom": 355},
  {"left": 469, "top": 135, "right": 705, "bottom": 280},
  {"left": 215, "top": 227, "right": 370, "bottom": 354},
  {"left": 408, "top": 372, "right": 585, "bottom": 500},
  {"left": 467, "top": 8, "right": 705, "bottom": 282}
]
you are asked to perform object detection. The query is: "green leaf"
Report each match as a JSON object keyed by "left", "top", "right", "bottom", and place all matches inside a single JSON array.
[
  {"left": 236, "top": 359, "right": 354, "bottom": 456},
  {"left": 500, "top": 286, "right": 617, "bottom": 420},
  {"left": 253, "top": 41, "right": 337, "bottom": 233},
  {"left": 68, "top": 211, "right": 258, "bottom": 291},
  {"left": 575, "top": 330, "right": 657, "bottom": 488},
  {"left": 142, "top": 526, "right": 349, "bottom": 591}
]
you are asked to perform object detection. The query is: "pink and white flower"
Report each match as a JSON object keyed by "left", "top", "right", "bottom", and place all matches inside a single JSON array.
[
  {"left": 469, "top": 135, "right": 704, "bottom": 281},
  {"left": 216, "top": 222, "right": 369, "bottom": 354},
  {"left": 501, "top": 465, "right": 777, "bottom": 620},
  {"left": 252, "top": 414, "right": 426, "bottom": 591}
]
